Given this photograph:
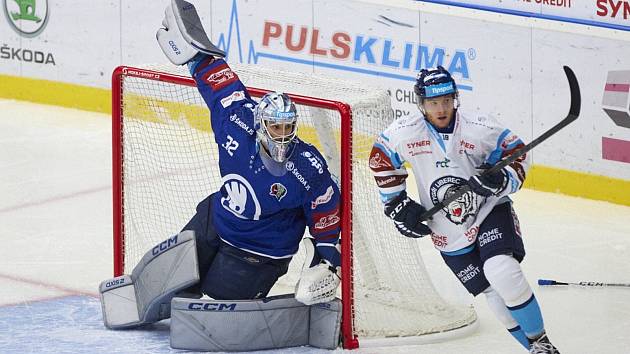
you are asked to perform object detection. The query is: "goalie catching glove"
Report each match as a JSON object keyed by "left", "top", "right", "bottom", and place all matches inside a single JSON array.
[
  {"left": 156, "top": 0, "right": 226, "bottom": 65},
  {"left": 294, "top": 238, "right": 340, "bottom": 306},
  {"left": 384, "top": 190, "right": 432, "bottom": 238}
]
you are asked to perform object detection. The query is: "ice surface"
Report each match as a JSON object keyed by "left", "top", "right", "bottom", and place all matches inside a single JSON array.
[{"left": 1, "top": 99, "right": 629, "bottom": 353}]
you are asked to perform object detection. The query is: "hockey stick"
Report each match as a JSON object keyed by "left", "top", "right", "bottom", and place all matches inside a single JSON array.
[
  {"left": 417, "top": 66, "right": 581, "bottom": 223},
  {"left": 538, "top": 279, "right": 630, "bottom": 288}
]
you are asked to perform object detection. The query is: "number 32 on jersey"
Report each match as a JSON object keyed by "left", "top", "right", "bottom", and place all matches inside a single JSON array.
[{"left": 222, "top": 135, "right": 239, "bottom": 156}]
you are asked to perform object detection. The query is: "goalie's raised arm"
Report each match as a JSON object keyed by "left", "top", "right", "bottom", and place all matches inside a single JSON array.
[{"left": 156, "top": 0, "right": 225, "bottom": 65}]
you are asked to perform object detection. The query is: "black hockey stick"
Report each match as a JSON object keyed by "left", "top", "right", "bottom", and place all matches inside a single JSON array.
[
  {"left": 538, "top": 279, "right": 630, "bottom": 288},
  {"left": 417, "top": 66, "right": 581, "bottom": 223}
]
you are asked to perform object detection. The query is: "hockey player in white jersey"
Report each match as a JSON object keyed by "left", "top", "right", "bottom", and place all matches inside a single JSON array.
[{"left": 369, "top": 66, "right": 559, "bottom": 353}]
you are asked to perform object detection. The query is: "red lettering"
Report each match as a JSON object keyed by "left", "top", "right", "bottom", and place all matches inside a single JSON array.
[
  {"left": 331, "top": 32, "right": 351, "bottom": 59},
  {"left": 406, "top": 140, "right": 431, "bottom": 149},
  {"left": 310, "top": 28, "right": 327, "bottom": 56},
  {"left": 597, "top": 0, "right": 608, "bottom": 16},
  {"left": 286, "top": 25, "right": 307, "bottom": 52},
  {"left": 459, "top": 140, "right": 475, "bottom": 150},
  {"left": 597, "top": 0, "right": 630, "bottom": 18},
  {"left": 262, "top": 21, "right": 282, "bottom": 46},
  {"left": 611, "top": 0, "right": 623, "bottom": 17}
]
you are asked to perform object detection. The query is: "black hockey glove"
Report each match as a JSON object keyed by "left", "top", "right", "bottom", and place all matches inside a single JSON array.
[
  {"left": 384, "top": 191, "right": 432, "bottom": 238},
  {"left": 468, "top": 166, "right": 509, "bottom": 197}
]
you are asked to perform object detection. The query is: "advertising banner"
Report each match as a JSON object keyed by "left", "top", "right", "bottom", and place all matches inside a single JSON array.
[
  {"left": 424, "top": 0, "right": 630, "bottom": 30},
  {"left": 1, "top": 0, "right": 629, "bottom": 182}
]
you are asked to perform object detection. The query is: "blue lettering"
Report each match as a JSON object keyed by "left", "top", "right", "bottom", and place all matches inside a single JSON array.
[
  {"left": 416, "top": 46, "right": 445, "bottom": 71},
  {"left": 188, "top": 302, "right": 237, "bottom": 311},
  {"left": 353, "top": 36, "right": 377, "bottom": 64},
  {"left": 152, "top": 235, "right": 179, "bottom": 256},
  {"left": 448, "top": 51, "right": 469, "bottom": 79},
  {"left": 402, "top": 42, "right": 414, "bottom": 69},
  {"left": 106, "top": 278, "right": 125, "bottom": 288},
  {"left": 381, "top": 39, "right": 400, "bottom": 68}
]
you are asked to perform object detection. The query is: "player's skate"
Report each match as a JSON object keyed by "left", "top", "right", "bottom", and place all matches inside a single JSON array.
[{"left": 529, "top": 333, "right": 559, "bottom": 354}]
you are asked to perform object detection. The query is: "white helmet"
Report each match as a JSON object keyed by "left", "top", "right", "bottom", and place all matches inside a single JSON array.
[{"left": 254, "top": 92, "right": 298, "bottom": 162}]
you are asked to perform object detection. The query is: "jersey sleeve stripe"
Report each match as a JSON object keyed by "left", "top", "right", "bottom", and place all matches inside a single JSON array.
[
  {"left": 373, "top": 142, "right": 404, "bottom": 169},
  {"left": 486, "top": 128, "right": 512, "bottom": 165},
  {"left": 379, "top": 190, "right": 403, "bottom": 203}
]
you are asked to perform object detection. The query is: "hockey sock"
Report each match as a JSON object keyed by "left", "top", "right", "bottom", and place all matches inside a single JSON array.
[
  {"left": 482, "top": 287, "right": 528, "bottom": 349},
  {"left": 508, "top": 325, "right": 530, "bottom": 349},
  {"left": 507, "top": 294, "right": 544, "bottom": 339},
  {"left": 483, "top": 255, "right": 545, "bottom": 338}
]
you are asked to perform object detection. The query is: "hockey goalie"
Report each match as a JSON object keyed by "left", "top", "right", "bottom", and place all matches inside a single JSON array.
[{"left": 99, "top": 0, "right": 342, "bottom": 351}]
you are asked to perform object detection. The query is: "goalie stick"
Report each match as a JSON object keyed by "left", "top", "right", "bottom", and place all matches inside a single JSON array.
[
  {"left": 538, "top": 279, "right": 630, "bottom": 288},
  {"left": 417, "top": 66, "right": 581, "bottom": 223}
]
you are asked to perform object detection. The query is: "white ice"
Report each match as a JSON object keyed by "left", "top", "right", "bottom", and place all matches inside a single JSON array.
[{"left": 1, "top": 99, "right": 629, "bottom": 353}]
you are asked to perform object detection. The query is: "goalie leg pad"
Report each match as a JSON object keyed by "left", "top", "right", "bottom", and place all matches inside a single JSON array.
[
  {"left": 169, "top": 295, "right": 341, "bottom": 351},
  {"left": 308, "top": 300, "right": 342, "bottom": 349},
  {"left": 99, "top": 275, "right": 140, "bottom": 329},
  {"left": 100, "top": 230, "right": 199, "bottom": 329}
]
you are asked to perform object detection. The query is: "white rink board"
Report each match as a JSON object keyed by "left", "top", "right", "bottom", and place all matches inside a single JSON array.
[
  {"left": 434, "top": 0, "right": 630, "bottom": 29},
  {"left": 1, "top": 0, "right": 630, "bottom": 180}
]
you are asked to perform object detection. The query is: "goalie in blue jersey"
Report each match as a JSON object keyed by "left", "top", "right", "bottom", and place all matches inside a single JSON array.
[
  {"left": 162, "top": 9, "right": 342, "bottom": 303},
  {"left": 99, "top": 2, "right": 342, "bottom": 340}
]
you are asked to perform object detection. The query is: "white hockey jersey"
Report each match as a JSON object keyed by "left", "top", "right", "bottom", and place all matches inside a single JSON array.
[{"left": 369, "top": 110, "right": 530, "bottom": 253}]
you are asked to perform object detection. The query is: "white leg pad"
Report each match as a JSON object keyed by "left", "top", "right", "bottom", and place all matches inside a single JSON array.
[
  {"left": 99, "top": 275, "right": 141, "bottom": 329},
  {"left": 170, "top": 295, "right": 341, "bottom": 351},
  {"left": 99, "top": 230, "right": 200, "bottom": 329}
]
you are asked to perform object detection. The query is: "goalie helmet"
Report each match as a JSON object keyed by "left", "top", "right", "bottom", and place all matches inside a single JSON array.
[
  {"left": 414, "top": 66, "right": 460, "bottom": 113},
  {"left": 254, "top": 92, "right": 298, "bottom": 163}
]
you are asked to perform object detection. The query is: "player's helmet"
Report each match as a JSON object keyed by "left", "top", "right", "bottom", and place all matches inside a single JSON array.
[
  {"left": 254, "top": 92, "right": 298, "bottom": 163},
  {"left": 414, "top": 66, "right": 460, "bottom": 113}
]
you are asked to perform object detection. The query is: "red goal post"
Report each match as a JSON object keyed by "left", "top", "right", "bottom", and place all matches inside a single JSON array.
[{"left": 111, "top": 64, "right": 477, "bottom": 349}]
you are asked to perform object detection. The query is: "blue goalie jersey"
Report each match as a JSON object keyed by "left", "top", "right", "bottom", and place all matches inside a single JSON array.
[{"left": 188, "top": 56, "right": 341, "bottom": 265}]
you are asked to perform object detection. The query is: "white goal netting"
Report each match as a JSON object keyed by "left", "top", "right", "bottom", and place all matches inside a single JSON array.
[{"left": 113, "top": 62, "right": 476, "bottom": 344}]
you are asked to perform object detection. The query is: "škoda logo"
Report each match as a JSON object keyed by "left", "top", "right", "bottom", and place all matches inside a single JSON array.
[{"left": 3, "top": 0, "right": 49, "bottom": 37}]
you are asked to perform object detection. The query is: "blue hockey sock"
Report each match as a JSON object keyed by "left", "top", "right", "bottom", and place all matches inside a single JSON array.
[
  {"left": 508, "top": 325, "right": 530, "bottom": 349},
  {"left": 507, "top": 294, "right": 544, "bottom": 339}
]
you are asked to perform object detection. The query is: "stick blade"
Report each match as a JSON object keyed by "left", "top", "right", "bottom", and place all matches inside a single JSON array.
[{"left": 563, "top": 65, "right": 581, "bottom": 118}]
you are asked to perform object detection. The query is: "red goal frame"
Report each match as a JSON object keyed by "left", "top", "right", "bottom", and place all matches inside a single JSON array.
[{"left": 111, "top": 66, "right": 359, "bottom": 349}]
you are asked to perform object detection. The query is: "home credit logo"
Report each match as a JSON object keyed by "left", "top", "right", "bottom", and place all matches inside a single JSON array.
[{"left": 601, "top": 70, "right": 630, "bottom": 164}]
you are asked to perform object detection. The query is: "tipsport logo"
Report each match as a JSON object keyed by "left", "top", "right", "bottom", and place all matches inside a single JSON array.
[
  {"left": 215, "top": 0, "right": 475, "bottom": 91},
  {"left": 3, "top": 0, "right": 49, "bottom": 37}
]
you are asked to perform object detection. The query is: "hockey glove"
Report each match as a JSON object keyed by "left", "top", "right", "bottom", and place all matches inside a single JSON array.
[
  {"left": 384, "top": 191, "right": 432, "bottom": 238},
  {"left": 468, "top": 166, "right": 509, "bottom": 197},
  {"left": 157, "top": 0, "right": 226, "bottom": 65}
]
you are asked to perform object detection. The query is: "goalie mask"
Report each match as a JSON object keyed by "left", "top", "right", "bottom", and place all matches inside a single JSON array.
[
  {"left": 254, "top": 92, "right": 298, "bottom": 163},
  {"left": 414, "top": 66, "right": 460, "bottom": 115}
]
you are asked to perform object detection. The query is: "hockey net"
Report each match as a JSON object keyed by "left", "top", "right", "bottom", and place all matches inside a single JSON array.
[{"left": 112, "top": 63, "right": 477, "bottom": 349}]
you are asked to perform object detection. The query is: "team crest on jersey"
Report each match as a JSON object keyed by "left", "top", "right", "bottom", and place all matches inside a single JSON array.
[
  {"left": 429, "top": 176, "right": 479, "bottom": 225},
  {"left": 220, "top": 174, "right": 261, "bottom": 220},
  {"left": 269, "top": 183, "right": 287, "bottom": 201}
]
